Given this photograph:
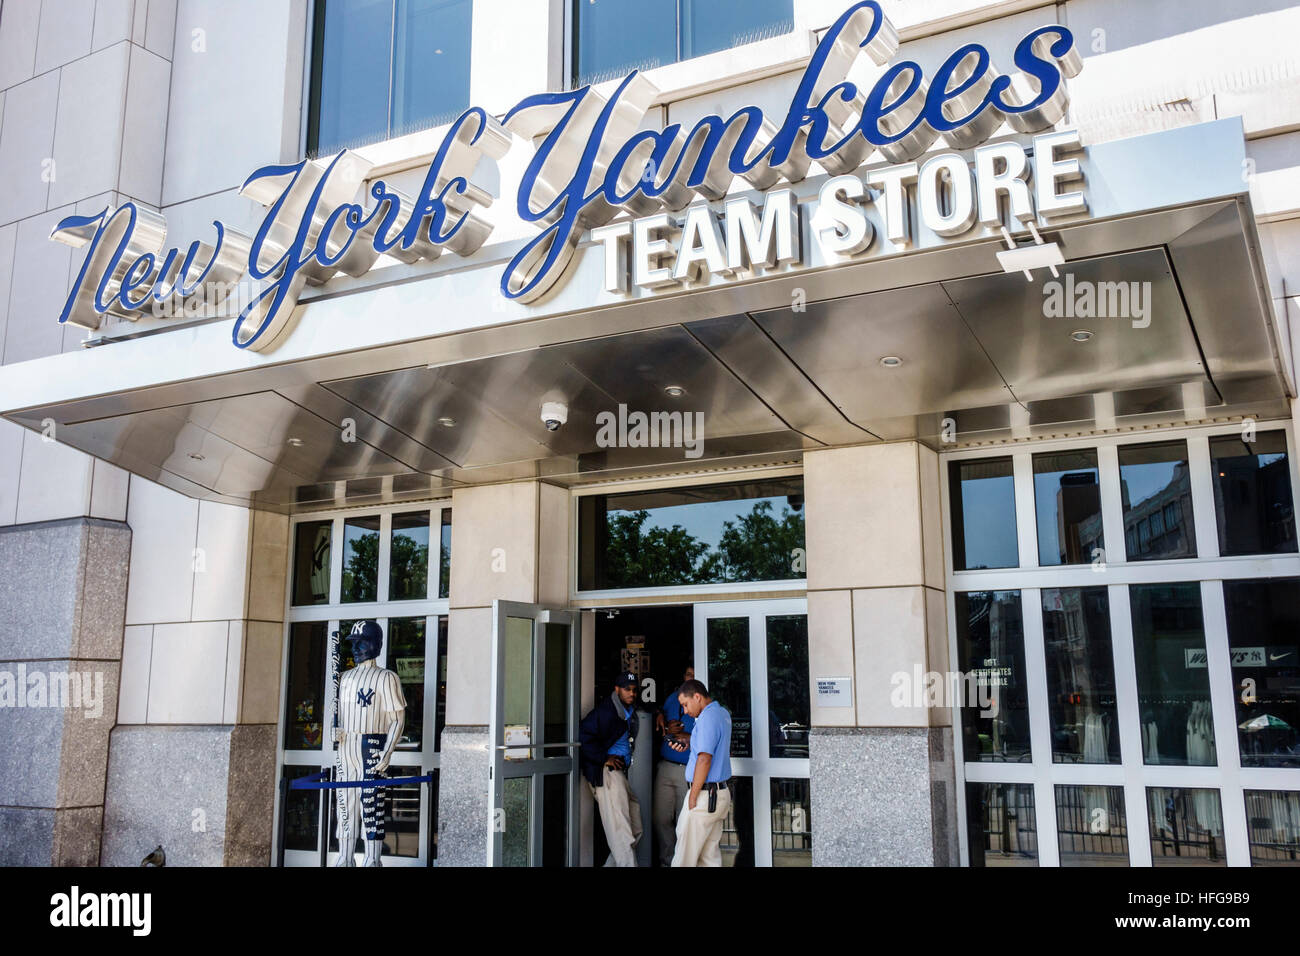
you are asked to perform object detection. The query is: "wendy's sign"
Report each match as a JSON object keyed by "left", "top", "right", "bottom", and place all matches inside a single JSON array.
[{"left": 50, "top": 1, "right": 1083, "bottom": 352}]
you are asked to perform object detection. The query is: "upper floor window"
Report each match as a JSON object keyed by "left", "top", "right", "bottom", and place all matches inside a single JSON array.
[
  {"left": 307, "top": 0, "right": 474, "bottom": 157},
  {"left": 571, "top": 0, "right": 794, "bottom": 88}
]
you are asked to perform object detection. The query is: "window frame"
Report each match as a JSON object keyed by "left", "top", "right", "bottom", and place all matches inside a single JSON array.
[
  {"left": 304, "top": 0, "right": 474, "bottom": 158},
  {"left": 564, "top": 0, "right": 797, "bottom": 90},
  {"left": 568, "top": 465, "right": 809, "bottom": 604},
  {"left": 273, "top": 499, "right": 452, "bottom": 867},
  {"left": 942, "top": 420, "right": 1300, "bottom": 867}
]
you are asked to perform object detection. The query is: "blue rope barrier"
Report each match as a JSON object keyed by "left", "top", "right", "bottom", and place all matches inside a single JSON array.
[{"left": 288, "top": 770, "right": 434, "bottom": 790}]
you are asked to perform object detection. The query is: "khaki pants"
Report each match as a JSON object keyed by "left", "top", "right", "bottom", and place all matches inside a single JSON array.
[
  {"left": 587, "top": 764, "right": 642, "bottom": 867},
  {"left": 653, "top": 760, "right": 690, "bottom": 865},
  {"left": 670, "top": 783, "right": 731, "bottom": 867}
]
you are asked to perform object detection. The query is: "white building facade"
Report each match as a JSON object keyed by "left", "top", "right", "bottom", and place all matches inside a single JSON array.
[{"left": 0, "top": 0, "right": 1297, "bottom": 867}]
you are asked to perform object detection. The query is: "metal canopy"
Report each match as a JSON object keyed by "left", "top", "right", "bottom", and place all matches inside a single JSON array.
[{"left": 2, "top": 148, "right": 1290, "bottom": 513}]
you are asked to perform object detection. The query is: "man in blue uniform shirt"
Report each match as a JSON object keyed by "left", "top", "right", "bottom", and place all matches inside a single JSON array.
[
  {"left": 653, "top": 663, "right": 695, "bottom": 865},
  {"left": 670, "top": 678, "right": 732, "bottom": 867},
  {"left": 578, "top": 671, "right": 643, "bottom": 866}
]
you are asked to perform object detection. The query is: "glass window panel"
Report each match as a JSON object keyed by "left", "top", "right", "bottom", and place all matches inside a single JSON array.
[
  {"left": 766, "top": 615, "right": 809, "bottom": 758},
  {"left": 502, "top": 777, "right": 531, "bottom": 866},
  {"left": 543, "top": 623, "right": 571, "bottom": 752},
  {"left": 1056, "top": 784, "right": 1128, "bottom": 866},
  {"left": 706, "top": 617, "right": 751, "bottom": 758},
  {"left": 955, "top": 591, "right": 1030, "bottom": 762},
  {"left": 389, "top": 617, "right": 426, "bottom": 750},
  {"left": 965, "top": 782, "right": 1037, "bottom": 866},
  {"left": 1244, "top": 790, "right": 1300, "bottom": 866},
  {"left": 389, "top": 511, "right": 430, "bottom": 601},
  {"left": 1130, "top": 583, "right": 1216, "bottom": 766},
  {"left": 435, "top": 616, "right": 448, "bottom": 751},
  {"left": 578, "top": 477, "right": 805, "bottom": 590},
  {"left": 1118, "top": 440, "right": 1197, "bottom": 560},
  {"left": 284, "top": 622, "right": 328, "bottom": 750},
  {"left": 681, "top": 0, "right": 794, "bottom": 59},
  {"left": 1224, "top": 578, "right": 1300, "bottom": 768},
  {"left": 1147, "top": 787, "right": 1226, "bottom": 865},
  {"left": 311, "top": 0, "right": 393, "bottom": 155},
  {"left": 438, "top": 509, "right": 452, "bottom": 599},
  {"left": 1041, "top": 587, "right": 1120, "bottom": 764},
  {"left": 1211, "top": 431, "right": 1297, "bottom": 556},
  {"left": 382, "top": 778, "right": 422, "bottom": 858},
  {"left": 292, "top": 520, "right": 332, "bottom": 606},
  {"left": 541, "top": 773, "right": 569, "bottom": 867},
  {"left": 341, "top": 516, "right": 382, "bottom": 603},
  {"left": 1033, "top": 450, "right": 1104, "bottom": 566},
  {"left": 503, "top": 616, "right": 534, "bottom": 759},
  {"left": 572, "top": 0, "right": 677, "bottom": 87},
  {"left": 391, "top": 0, "right": 472, "bottom": 136},
  {"left": 281, "top": 765, "right": 324, "bottom": 853},
  {"left": 719, "top": 776, "right": 753, "bottom": 867},
  {"left": 948, "top": 458, "right": 1018, "bottom": 571},
  {"left": 770, "top": 777, "right": 811, "bottom": 867}
]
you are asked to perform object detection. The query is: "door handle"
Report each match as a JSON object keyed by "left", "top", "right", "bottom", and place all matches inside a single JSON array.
[{"left": 495, "top": 741, "right": 579, "bottom": 751}]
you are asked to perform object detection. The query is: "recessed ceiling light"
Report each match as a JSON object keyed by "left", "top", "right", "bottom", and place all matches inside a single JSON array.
[
  {"left": 287, "top": 437, "right": 304, "bottom": 447},
  {"left": 879, "top": 355, "right": 903, "bottom": 368},
  {"left": 188, "top": 452, "right": 205, "bottom": 461},
  {"left": 1070, "top": 329, "right": 1094, "bottom": 343},
  {"left": 438, "top": 417, "right": 457, "bottom": 427},
  {"left": 664, "top": 385, "right": 685, "bottom": 397}
]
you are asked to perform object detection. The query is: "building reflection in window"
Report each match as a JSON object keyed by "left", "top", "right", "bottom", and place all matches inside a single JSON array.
[
  {"left": 1033, "top": 450, "right": 1104, "bottom": 566},
  {"left": 1130, "top": 583, "right": 1216, "bottom": 766},
  {"left": 1042, "top": 587, "right": 1120, "bottom": 763},
  {"left": 1147, "top": 787, "right": 1225, "bottom": 865},
  {"left": 1118, "top": 440, "right": 1197, "bottom": 560},
  {"left": 1244, "top": 790, "right": 1300, "bottom": 865},
  {"left": 1056, "top": 784, "right": 1128, "bottom": 866},
  {"left": 1225, "top": 578, "right": 1300, "bottom": 768},
  {"left": 966, "top": 783, "right": 1037, "bottom": 866},
  {"left": 1211, "top": 431, "right": 1297, "bottom": 556},
  {"left": 956, "top": 591, "right": 1031, "bottom": 762}
]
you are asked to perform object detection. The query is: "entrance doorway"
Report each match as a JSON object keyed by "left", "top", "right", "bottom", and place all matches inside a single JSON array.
[
  {"left": 488, "top": 597, "right": 810, "bottom": 866},
  {"left": 589, "top": 600, "right": 811, "bottom": 866}
]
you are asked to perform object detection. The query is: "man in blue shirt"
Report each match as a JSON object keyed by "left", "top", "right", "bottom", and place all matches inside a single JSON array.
[
  {"left": 670, "top": 678, "right": 733, "bottom": 867},
  {"left": 578, "top": 672, "right": 643, "bottom": 866},
  {"left": 652, "top": 663, "right": 695, "bottom": 865}
]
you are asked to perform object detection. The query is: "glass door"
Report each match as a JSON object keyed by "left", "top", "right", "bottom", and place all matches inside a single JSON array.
[
  {"left": 489, "top": 601, "right": 581, "bottom": 866},
  {"left": 693, "top": 599, "right": 811, "bottom": 867}
]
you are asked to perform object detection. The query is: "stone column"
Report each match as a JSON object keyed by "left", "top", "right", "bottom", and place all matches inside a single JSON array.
[
  {"left": 99, "top": 504, "right": 288, "bottom": 867},
  {"left": 438, "top": 480, "right": 571, "bottom": 865},
  {"left": 804, "top": 442, "right": 958, "bottom": 866},
  {"left": 0, "top": 517, "right": 130, "bottom": 865}
]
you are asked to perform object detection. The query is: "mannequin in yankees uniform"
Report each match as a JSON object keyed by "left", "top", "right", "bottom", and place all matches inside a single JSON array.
[{"left": 334, "top": 620, "right": 406, "bottom": 867}]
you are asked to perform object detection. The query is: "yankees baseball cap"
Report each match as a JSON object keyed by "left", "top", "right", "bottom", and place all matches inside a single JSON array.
[
  {"left": 615, "top": 671, "right": 638, "bottom": 688},
  {"left": 348, "top": 620, "right": 384, "bottom": 644}
]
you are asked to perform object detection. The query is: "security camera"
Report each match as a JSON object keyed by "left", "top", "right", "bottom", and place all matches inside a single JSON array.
[{"left": 540, "top": 401, "right": 568, "bottom": 432}]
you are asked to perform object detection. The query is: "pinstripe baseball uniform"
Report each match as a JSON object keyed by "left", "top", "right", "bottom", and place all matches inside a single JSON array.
[{"left": 336, "top": 661, "right": 406, "bottom": 844}]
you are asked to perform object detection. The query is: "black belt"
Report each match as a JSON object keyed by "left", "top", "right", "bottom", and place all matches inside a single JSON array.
[{"left": 702, "top": 780, "right": 729, "bottom": 792}]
